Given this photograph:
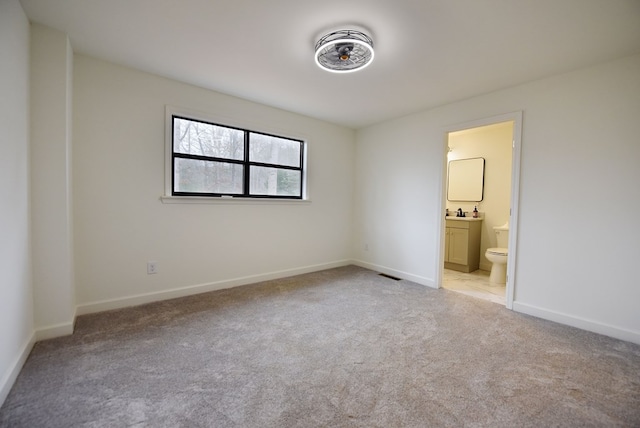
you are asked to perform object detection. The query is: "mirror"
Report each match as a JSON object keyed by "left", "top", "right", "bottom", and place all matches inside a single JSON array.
[{"left": 447, "top": 157, "right": 485, "bottom": 202}]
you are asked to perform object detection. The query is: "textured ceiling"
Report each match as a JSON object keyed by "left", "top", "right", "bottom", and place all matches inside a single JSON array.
[{"left": 20, "top": 0, "right": 640, "bottom": 129}]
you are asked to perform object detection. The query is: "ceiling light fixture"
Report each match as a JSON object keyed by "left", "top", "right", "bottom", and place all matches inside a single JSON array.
[{"left": 314, "top": 30, "right": 375, "bottom": 73}]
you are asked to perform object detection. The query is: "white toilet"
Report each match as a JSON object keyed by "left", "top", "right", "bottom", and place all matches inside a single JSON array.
[{"left": 485, "top": 222, "right": 509, "bottom": 285}]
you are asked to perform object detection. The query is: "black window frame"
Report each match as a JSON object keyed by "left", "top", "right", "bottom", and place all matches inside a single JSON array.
[{"left": 171, "top": 115, "right": 305, "bottom": 199}]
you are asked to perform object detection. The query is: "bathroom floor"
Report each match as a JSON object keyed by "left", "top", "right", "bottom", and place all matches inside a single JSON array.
[{"left": 442, "top": 269, "right": 505, "bottom": 305}]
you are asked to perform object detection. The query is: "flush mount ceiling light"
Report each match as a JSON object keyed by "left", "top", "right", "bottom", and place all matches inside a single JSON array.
[{"left": 314, "top": 30, "right": 375, "bottom": 73}]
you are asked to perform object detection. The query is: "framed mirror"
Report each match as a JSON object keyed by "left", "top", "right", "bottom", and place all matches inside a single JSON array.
[{"left": 447, "top": 157, "right": 485, "bottom": 202}]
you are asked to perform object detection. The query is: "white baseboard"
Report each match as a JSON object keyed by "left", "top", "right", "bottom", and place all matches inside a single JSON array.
[
  {"left": 35, "top": 320, "right": 75, "bottom": 341},
  {"left": 0, "top": 332, "right": 35, "bottom": 407},
  {"left": 77, "top": 260, "right": 352, "bottom": 316},
  {"left": 513, "top": 301, "right": 640, "bottom": 345},
  {"left": 351, "top": 259, "right": 436, "bottom": 288}
]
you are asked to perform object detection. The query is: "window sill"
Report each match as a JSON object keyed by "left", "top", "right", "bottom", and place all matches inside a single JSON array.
[{"left": 160, "top": 196, "right": 311, "bottom": 205}]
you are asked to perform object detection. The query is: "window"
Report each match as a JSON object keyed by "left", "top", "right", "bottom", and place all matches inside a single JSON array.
[{"left": 170, "top": 115, "right": 304, "bottom": 199}]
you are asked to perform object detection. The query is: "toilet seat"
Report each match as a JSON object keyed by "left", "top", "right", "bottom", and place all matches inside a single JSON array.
[{"left": 486, "top": 247, "right": 508, "bottom": 256}]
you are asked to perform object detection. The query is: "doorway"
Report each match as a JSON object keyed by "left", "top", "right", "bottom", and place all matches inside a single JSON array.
[{"left": 437, "top": 112, "right": 522, "bottom": 309}]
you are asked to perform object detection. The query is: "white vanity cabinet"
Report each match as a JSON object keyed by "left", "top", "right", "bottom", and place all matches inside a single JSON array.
[{"left": 444, "top": 218, "right": 482, "bottom": 273}]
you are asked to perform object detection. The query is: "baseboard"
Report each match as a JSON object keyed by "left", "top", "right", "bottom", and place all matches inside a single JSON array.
[
  {"left": 77, "top": 260, "right": 352, "bottom": 316},
  {"left": 512, "top": 301, "right": 640, "bottom": 345},
  {"left": 351, "top": 259, "right": 436, "bottom": 288},
  {"left": 35, "top": 320, "right": 75, "bottom": 341},
  {"left": 0, "top": 331, "right": 35, "bottom": 407},
  {"left": 479, "top": 262, "right": 492, "bottom": 272}
]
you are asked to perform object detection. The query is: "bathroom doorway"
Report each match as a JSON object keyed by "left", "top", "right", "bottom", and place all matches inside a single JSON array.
[{"left": 438, "top": 112, "right": 522, "bottom": 309}]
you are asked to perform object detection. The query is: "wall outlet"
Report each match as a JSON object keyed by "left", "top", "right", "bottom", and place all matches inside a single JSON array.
[
  {"left": 147, "top": 261, "right": 158, "bottom": 274},
  {"left": 364, "top": 243, "right": 369, "bottom": 251}
]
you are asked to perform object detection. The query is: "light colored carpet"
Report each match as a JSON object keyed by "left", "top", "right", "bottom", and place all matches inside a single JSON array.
[{"left": 1, "top": 265, "right": 639, "bottom": 427}]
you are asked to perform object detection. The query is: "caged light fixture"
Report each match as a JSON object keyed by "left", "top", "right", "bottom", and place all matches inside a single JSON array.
[{"left": 314, "top": 30, "right": 375, "bottom": 73}]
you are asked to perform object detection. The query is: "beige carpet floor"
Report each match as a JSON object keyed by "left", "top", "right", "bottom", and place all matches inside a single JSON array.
[{"left": 1, "top": 265, "right": 639, "bottom": 427}]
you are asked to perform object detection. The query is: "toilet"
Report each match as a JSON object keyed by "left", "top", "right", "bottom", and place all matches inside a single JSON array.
[{"left": 485, "top": 222, "right": 509, "bottom": 285}]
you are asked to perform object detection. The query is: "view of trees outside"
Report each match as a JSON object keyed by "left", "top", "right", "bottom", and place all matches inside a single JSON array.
[
  {"left": 173, "top": 118, "right": 244, "bottom": 193},
  {"left": 249, "top": 166, "right": 301, "bottom": 196},
  {"left": 173, "top": 117, "right": 302, "bottom": 196},
  {"left": 249, "top": 133, "right": 300, "bottom": 167},
  {"left": 249, "top": 133, "right": 301, "bottom": 196},
  {"left": 174, "top": 158, "right": 243, "bottom": 193}
]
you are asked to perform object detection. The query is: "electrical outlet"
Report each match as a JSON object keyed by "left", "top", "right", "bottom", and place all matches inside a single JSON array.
[
  {"left": 147, "top": 261, "right": 158, "bottom": 274},
  {"left": 364, "top": 244, "right": 369, "bottom": 251}
]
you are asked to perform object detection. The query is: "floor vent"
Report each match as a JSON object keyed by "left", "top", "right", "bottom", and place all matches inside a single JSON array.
[{"left": 379, "top": 273, "right": 401, "bottom": 281}]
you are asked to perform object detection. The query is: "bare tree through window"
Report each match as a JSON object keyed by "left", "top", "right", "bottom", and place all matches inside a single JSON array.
[{"left": 171, "top": 116, "right": 303, "bottom": 198}]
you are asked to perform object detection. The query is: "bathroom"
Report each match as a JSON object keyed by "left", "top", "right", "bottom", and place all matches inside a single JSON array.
[{"left": 443, "top": 120, "right": 514, "bottom": 304}]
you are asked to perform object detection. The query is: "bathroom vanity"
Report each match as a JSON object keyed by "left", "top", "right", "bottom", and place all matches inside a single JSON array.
[{"left": 444, "top": 217, "right": 482, "bottom": 273}]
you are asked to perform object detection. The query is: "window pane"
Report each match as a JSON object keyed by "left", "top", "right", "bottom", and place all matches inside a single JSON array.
[
  {"left": 174, "top": 158, "right": 243, "bottom": 194},
  {"left": 250, "top": 166, "right": 301, "bottom": 196},
  {"left": 249, "top": 133, "right": 301, "bottom": 167},
  {"left": 173, "top": 117, "right": 244, "bottom": 160}
]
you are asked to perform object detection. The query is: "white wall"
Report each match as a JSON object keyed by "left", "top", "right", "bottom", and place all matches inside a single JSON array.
[
  {"left": 447, "top": 122, "right": 513, "bottom": 270},
  {"left": 353, "top": 115, "right": 442, "bottom": 284},
  {"left": 30, "top": 24, "right": 76, "bottom": 339},
  {"left": 0, "top": 0, "right": 35, "bottom": 405},
  {"left": 73, "top": 56, "right": 356, "bottom": 312},
  {"left": 354, "top": 53, "right": 640, "bottom": 344}
]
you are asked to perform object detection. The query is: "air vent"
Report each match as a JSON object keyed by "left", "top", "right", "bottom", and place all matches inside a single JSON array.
[{"left": 379, "top": 273, "right": 401, "bottom": 281}]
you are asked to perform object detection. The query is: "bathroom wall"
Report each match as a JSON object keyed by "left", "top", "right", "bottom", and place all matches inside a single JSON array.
[{"left": 447, "top": 121, "right": 513, "bottom": 270}]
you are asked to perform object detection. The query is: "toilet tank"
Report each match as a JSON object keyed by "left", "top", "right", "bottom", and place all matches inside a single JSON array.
[{"left": 493, "top": 222, "right": 509, "bottom": 248}]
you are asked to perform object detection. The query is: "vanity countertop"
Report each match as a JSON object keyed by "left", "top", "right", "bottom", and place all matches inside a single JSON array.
[{"left": 445, "top": 216, "right": 483, "bottom": 221}]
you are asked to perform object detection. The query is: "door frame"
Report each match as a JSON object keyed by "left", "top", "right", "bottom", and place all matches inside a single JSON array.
[{"left": 436, "top": 111, "right": 523, "bottom": 309}]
